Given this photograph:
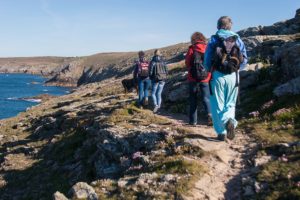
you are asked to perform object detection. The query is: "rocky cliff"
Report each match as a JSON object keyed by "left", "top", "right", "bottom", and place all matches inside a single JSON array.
[
  {"left": 0, "top": 9, "right": 299, "bottom": 200},
  {"left": 0, "top": 57, "right": 75, "bottom": 77},
  {"left": 0, "top": 44, "right": 188, "bottom": 87}
]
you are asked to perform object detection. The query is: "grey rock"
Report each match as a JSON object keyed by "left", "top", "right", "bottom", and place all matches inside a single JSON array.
[
  {"left": 272, "top": 108, "right": 292, "bottom": 117},
  {"left": 167, "top": 82, "right": 188, "bottom": 102},
  {"left": 69, "top": 182, "right": 98, "bottom": 200},
  {"left": 117, "top": 180, "right": 128, "bottom": 188},
  {"left": 273, "top": 76, "right": 300, "bottom": 96},
  {"left": 254, "top": 155, "right": 273, "bottom": 167},
  {"left": 53, "top": 191, "right": 68, "bottom": 200},
  {"left": 244, "top": 185, "right": 255, "bottom": 196},
  {"left": 244, "top": 62, "right": 264, "bottom": 71},
  {"left": 240, "top": 71, "right": 257, "bottom": 89}
]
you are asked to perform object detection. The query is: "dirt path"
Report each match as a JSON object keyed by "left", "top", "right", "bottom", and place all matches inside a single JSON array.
[{"left": 158, "top": 110, "right": 253, "bottom": 200}]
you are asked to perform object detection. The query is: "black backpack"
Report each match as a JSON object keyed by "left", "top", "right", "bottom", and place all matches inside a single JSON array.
[
  {"left": 154, "top": 61, "right": 167, "bottom": 81},
  {"left": 190, "top": 47, "right": 208, "bottom": 81},
  {"left": 213, "top": 36, "right": 243, "bottom": 74}
]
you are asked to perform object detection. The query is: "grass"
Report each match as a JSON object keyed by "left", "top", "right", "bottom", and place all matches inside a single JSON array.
[
  {"left": 238, "top": 62, "right": 300, "bottom": 199},
  {"left": 106, "top": 102, "right": 171, "bottom": 127},
  {"left": 95, "top": 156, "right": 206, "bottom": 200},
  {"left": 152, "top": 156, "right": 206, "bottom": 196},
  {"left": 255, "top": 146, "right": 300, "bottom": 200},
  {"left": 167, "top": 62, "right": 186, "bottom": 75}
]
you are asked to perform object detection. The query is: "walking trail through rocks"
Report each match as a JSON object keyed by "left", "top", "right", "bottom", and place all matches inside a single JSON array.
[{"left": 158, "top": 110, "right": 255, "bottom": 200}]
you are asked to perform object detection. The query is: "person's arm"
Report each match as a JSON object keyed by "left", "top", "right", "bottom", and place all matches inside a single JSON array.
[
  {"left": 237, "top": 38, "right": 248, "bottom": 70},
  {"left": 149, "top": 60, "right": 154, "bottom": 79},
  {"left": 185, "top": 46, "right": 193, "bottom": 71},
  {"left": 164, "top": 61, "right": 168, "bottom": 75},
  {"left": 133, "top": 63, "right": 138, "bottom": 80},
  {"left": 203, "top": 37, "right": 216, "bottom": 72}
]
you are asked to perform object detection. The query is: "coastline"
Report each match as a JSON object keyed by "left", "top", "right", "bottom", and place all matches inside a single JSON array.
[{"left": 0, "top": 73, "right": 71, "bottom": 120}]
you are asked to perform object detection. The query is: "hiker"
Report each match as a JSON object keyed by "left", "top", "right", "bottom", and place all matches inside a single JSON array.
[
  {"left": 133, "top": 51, "right": 151, "bottom": 108},
  {"left": 185, "top": 32, "right": 212, "bottom": 126},
  {"left": 204, "top": 16, "right": 248, "bottom": 141},
  {"left": 149, "top": 49, "right": 168, "bottom": 113}
]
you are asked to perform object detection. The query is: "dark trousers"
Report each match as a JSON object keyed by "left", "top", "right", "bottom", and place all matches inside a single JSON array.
[{"left": 189, "top": 82, "right": 211, "bottom": 124}]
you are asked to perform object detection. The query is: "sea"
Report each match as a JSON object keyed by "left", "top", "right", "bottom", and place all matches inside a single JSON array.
[{"left": 0, "top": 73, "right": 70, "bottom": 120}]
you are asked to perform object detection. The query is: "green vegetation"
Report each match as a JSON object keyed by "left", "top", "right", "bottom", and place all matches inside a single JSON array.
[
  {"left": 256, "top": 147, "right": 300, "bottom": 200},
  {"left": 168, "top": 100, "right": 188, "bottom": 114},
  {"left": 238, "top": 62, "right": 300, "bottom": 199},
  {"left": 168, "top": 62, "right": 186, "bottom": 75},
  {"left": 248, "top": 53, "right": 271, "bottom": 65},
  {"left": 107, "top": 102, "right": 171, "bottom": 127},
  {"left": 94, "top": 156, "right": 206, "bottom": 200}
]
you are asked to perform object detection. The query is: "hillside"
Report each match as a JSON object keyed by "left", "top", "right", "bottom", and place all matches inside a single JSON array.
[
  {"left": 0, "top": 8, "right": 299, "bottom": 200},
  {"left": 0, "top": 57, "right": 75, "bottom": 77},
  {"left": 0, "top": 43, "right": 188, "bottom": 87}
]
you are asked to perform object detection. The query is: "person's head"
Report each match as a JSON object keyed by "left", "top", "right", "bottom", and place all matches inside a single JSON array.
[
  {"left": 138, "top": 51, "right": 145, "bottom": 61},
  {"left": 191, "top": 32, "right": 207, "bottom": 45},
  {"left": 217, "top": 16, "right": 232, "bottom": 30},
  {"left": 154, "top": 49, "right": 161, "bottom": 56}
]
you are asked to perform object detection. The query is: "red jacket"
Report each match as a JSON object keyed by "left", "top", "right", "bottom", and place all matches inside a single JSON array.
[{"left": 185, "top": 41, "right": 211, "bottom": 83}]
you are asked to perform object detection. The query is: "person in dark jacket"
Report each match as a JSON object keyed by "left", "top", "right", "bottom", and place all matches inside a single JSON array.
[
  {"left": 185, "top": 32, "right": 212, "bottom": 126},
  {"left": 133, "top": 51, "right": 151, "bottom": 108},
  {"left": 149, "top": 49, "right": 168, "bottom": 113}
]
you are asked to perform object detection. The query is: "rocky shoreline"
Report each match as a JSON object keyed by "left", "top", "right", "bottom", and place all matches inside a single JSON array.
[{"left": 0, "top": 9, "right": 299, "bottom": 200}]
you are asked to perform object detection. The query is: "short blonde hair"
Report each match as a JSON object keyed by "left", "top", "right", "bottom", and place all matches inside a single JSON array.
[{"left": 217, "top": 16, "right": 232, "bottom": 30}]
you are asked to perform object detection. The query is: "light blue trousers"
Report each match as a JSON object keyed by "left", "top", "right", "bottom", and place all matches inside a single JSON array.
[
  {"left": 210, "top": 71, "right": 239, "bottom": 135},
  {"left": 151, "top": 81, "right": 165, "bottom": 107}
]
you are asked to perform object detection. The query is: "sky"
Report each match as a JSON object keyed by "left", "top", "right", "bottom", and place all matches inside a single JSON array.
[{"left": 0, "top": 0, "right": 299, "bottom": 57}]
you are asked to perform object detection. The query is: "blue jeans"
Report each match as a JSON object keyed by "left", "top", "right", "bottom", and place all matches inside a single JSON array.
[
  {"left": 151, "top": 81, "right": 165, "bottom": 107},
  {"left": 210, "top": 71, "right": 239, "bottom": 135},
  {"left": 189, "top": 82, "right": 211, "bottom": 124},
  {"left": 138, "top": 78, "right": 151, "bottom": 105}
]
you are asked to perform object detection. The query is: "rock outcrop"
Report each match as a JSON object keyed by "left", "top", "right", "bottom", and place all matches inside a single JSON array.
[
  {"left": 273, "top": 76, "right": 300, "bottom": 96},
  {"left": 238, "top": 8, "right": 300, "bottom": 37}
]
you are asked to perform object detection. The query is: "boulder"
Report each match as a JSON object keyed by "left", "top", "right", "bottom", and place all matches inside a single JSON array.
[
  {"left": 254, "top": 155, "right": 273, "bottom": 167},
  {"left": 273, "top": 76, "right": 300, "bottom": 96},
  {"left": 238, "top": 9, "right": 300, "bottom": 37},
  {"left": 69, "top": 182, "right": 98, "bottom": 200},
  {"left": 277, "top": 43, "right": 300, "bottom": 81},
  {"left": 53, "top": 192, "right": 68, "bottom": 200},
  {"left": 243, "top": 63, "right": 264, "bottom": 71},
  {"left": 166, "top": 82, "right": 188, "bottom": 102}
]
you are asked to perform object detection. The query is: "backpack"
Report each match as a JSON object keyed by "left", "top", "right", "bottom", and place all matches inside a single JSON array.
[
  {"left": 154, "top": 61, "right": 167, "bottom": 81},
  {"left": 138, "top": 61, "right": 149, "bottom": 77},
  {"left": 190, "top": 47, "right": 208, "bottom": 81},
  {"left": 213, "top": 36, "right": 243, "bottom": 74}
]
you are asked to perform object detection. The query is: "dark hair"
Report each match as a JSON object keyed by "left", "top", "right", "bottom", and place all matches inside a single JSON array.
[
  {"left": 191, "top": 32, "right": 207, "bottom": 44},
  {"left": 138, "top": 51, "right": 145, "bottom": 57},
  {"left": 217, "top": 16, "right": 232, "bottom": 30}
]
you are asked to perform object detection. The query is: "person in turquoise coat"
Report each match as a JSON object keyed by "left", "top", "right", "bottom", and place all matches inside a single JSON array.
[{"left": 204, "top": 16, "right": 248, "bottom": 141}]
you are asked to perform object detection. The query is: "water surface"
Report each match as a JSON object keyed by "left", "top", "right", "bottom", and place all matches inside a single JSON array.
[{"left": 0, "top": 73, "right": 69, "bottom": 119}]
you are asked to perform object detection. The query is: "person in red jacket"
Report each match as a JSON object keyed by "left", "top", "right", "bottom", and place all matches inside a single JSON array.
[{"left": 185, "top": 32, "right": 212, "bottom": 126}]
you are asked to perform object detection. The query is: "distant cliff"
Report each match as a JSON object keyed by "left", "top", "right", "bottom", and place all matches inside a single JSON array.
[{"left": 0, "top": 43, "right": 188, "bottom": 87}]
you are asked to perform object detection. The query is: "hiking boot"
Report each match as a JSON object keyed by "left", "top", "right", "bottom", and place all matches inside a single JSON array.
[
  {"left": 143, "top": 98, "right": 149, "bottom": 106},
  {"left": 226, "top": 119, "right": 235, "bottom": 140},
  {"left": 138, "top": 104, "right": 143, "bottom": 109},
  {"left": 217, "top": 134, "right": 226, "bottom": 141},
  {"left": 207, "top": 115, "right": 213, "bottom": 126},
  {"left": 188, "top": 122, "right": 197, "bottom": 126},
  {"left": 153, "top": 106, "right": 159, "bottom": 113}
]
